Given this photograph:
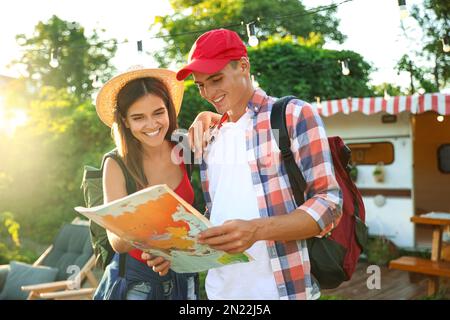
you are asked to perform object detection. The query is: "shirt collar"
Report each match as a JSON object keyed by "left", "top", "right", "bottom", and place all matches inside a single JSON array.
[{"left": 246, "top": 88, "right": 269, "bottom": 115}]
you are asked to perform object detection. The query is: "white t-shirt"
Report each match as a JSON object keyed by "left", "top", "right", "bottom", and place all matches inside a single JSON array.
[{"left": 205, "top": 112, "right": 279, "bottom": 300}]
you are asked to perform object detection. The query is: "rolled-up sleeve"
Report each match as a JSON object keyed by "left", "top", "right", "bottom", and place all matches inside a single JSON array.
[{"left": 287, "top": 100, "right": 343, "bottom": 237}]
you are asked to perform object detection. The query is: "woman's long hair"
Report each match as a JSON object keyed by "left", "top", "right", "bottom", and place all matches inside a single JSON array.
[{"left": 112, "top": 77, "right": 178, "bottom": 190}]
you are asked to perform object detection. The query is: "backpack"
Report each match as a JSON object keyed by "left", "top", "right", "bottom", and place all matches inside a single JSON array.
[{"left": 271, "top": 96, "right": 369, "bottom": 289}]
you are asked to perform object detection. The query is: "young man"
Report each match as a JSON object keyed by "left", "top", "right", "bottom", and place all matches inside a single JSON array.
[{"left": 146, "top": 28, "right": 342, "bottom": 300}]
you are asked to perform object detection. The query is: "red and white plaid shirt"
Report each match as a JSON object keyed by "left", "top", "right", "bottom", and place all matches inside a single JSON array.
[{"left": 200, "top": 88, "right": 342, "bottom": 299}]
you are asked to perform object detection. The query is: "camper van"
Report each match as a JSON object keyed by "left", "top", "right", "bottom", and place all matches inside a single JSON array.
[{"left": 312, "top": 93, "right": 450, "bottom": 250}]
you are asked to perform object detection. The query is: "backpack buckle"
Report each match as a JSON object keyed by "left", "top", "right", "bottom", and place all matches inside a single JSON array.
[{"left": 280, "top": 148, "right": 294, "bottom": 161}]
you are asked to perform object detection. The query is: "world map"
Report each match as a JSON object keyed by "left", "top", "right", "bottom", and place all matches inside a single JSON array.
[{"left": 75, "top": 184, "right": 252, "bottom": 273}]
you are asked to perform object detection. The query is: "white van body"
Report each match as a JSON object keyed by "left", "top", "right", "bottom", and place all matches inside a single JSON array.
[
  {"left": 313, "top": 93, "right": 450, "bottom": 250},
  {"left": 323, "top": 112, "right": 415, "bottom": 248}
]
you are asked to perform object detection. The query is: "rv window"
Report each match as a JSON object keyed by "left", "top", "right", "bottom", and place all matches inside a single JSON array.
[
  {"left": 348, "top": 142, "right": 394, "bottom": 165},
  {"left": 438, "top": 144, "right": 450, "bottom": 173}
]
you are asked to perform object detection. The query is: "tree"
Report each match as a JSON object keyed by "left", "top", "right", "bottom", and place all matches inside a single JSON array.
[
  {"left": 1, "top": 17, "right": 118, "bottom": 245},
  {"left": 370, "top": 82, "right": 407, "bottom": 97},
  {"left": 152, "top": 0, "right": 346, "bottom": 65},
  {"left": 0, "top": 85, "right": 114, "bottom": 243},
  {"left": 12, "top": 15, "right": 117, "bottom": 101},
  {"left": 247, "top": 37, "right": 373, "bottom": 101},
  {"left": 395, "top": 54, "right": 437, "bottom": 94},
  {"left": 396, "top": 0, "right": 449, "bottom": 92}
]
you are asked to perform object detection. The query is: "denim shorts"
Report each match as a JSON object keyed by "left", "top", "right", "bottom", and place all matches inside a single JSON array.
[
  {"left": 126, "top": 280, "right": 173, "bottom": 300},
  {"left": 94, "top": 253, "right": 199, "bottom": 300}
]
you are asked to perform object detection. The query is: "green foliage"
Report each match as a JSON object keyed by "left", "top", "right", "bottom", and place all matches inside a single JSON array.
[
  {"left": 0, "top": 242, "right": 38, "bottom": 265},
  {"left": 319, "top": 294, "right": 347, "bottom": 300},
  {"left": 0, "top": 212, "right": 21, "bottom": 247},
  {"left": 153, "top": 0, "right": 345, "bottom": 65},
  {"left": 370, "top": 82, "right": 407, "bottom": 97},
  {"left": 396, "top": 0, "right": 449, "bottom": 92},
  {"left": 12, "top": 15, "right": 117, "bottom": 101},
  {"left": 0, "top": 17, "right": 117, "bottom": 247},
  {"left": 365, "top": 236, "right": 399, "bottom": 266},
  {"left": 419, "top": 288, "right": 449, "bottom": 300},
  {"left": 0, "top": 82, "right": 113, "bottom": 245},
  {"left": 397, "top": 247, "right": 431, "bottom": 260},
  {"left": 0, "top": 212, "right": 38, "bottom": 264},
  {"left": 349, "top": 164, "right": 358, "bottom": 182},
  {"left": 248, "top": 38, "right": 373, "bottom": 101},
  {"left": 198, "top": 271, "right": 207, "bottom": 300},
  {"left": 396, "top": 54, "right": 438, "bottom": 94}
]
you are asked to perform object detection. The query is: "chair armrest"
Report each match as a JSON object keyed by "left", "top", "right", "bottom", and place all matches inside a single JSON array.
[
  {"left": 0, "top": 264, "right": 10, "bottom": 292},
  {"left": 38, "top": 288, "right": 95, "bottom": 300},
  {"left": 21, "top": 280, "right": 75, "bottom": 293}
]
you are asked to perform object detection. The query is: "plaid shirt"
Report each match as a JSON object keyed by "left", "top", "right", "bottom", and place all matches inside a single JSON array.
[{"left": 200, "top": 88, "right": 342, "bottom": 300}]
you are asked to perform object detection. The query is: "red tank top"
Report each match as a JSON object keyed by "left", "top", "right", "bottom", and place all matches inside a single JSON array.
[{"left": 128, "top": 162, "right": 194, "bottom": 263}]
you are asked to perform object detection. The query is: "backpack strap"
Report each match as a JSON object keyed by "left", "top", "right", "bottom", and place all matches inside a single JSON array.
[
  {"left": 101, "top": 149, "right": 137, "bottom": 195},
  {"left": 272, "top": 99, "right": 364, "bottom": 221},
  {"left": 185, "top": 151, "right": 195, "bottom": 182},
  {"left": 170, "top": 130, "right": 195, "bottom": 182},
  {"left": 101, "top": 149, "right": 137, "bottom": 278},
  {"left": 270, "top": 96, "right": 308, "bottom": 207}
]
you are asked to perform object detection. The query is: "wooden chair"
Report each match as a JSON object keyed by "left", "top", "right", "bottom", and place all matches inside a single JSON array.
[{"left": 0, "top": 218, "right": 98, "bottom": 300}]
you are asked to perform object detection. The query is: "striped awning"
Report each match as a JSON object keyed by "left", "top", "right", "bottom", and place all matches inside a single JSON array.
[{"left": 310, "top": 93, "right": 450, "bottom": 117}]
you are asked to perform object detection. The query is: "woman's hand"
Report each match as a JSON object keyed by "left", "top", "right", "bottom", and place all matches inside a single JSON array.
[
  {"left": 188, "top": 111, "right": 222, "bottom": 160},
  {"left": 141, "top": 252, "right": 171, "bottom": 276}
]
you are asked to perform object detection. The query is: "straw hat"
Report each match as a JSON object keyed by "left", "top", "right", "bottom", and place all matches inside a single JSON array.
[{"left": 95, "top": 68, "right": 184, "bottom": 127}]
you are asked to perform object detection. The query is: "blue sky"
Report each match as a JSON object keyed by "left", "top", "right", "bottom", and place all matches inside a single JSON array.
[{"left": 0, "top": 0, "right": 431, "bottom": 91}]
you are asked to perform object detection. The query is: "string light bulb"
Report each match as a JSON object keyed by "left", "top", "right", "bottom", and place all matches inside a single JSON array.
[
  {"left": 398, "top": 0, "right": 409, "bottom": 20},
  {"left": 315, "top": 96, "right": 323, "bottom": 110},
  {"left": 340, "top": 60, "right": 350, "bottom": 76},
  {"left": 137, "top": 40, "right": 143, "bottom": 53},
  {"left": 441, "top": 38, "right": 450, "bottom": 53},
  {"left": 437, "top": 115, "right": 444, "bottom": 123},
  {"left": 251, "top": 75, "right": 260, "bottom": 88},
  {"left": 246, "top": 23, "right": 259, "bottom": 47},
  {"left": 49, "top": 49, "right": 59, "bottom": 68},
  {"left": 92, "top": 75, "right": 101, "bottom": 88},
  {"left": 136, "top": 40, "right": 146, "bottom": 66}
]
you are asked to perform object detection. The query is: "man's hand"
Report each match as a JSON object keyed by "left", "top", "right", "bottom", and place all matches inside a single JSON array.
[
  {"left": 141, "top": 252, "right": 171, "bottom": 276},
  {"left": 188, "top": 111, "right": 222, "bottom": 160},
  {"left": 188, "top": 112, "right": 212, "bottom": 161},
  {"left": 197, "top": 219, "right": 261, "bottom": 253}
]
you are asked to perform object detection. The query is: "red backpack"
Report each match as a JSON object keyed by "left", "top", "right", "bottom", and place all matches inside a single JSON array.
[{"left": 271, "top": 96, "right": 368, "bottom": 289}]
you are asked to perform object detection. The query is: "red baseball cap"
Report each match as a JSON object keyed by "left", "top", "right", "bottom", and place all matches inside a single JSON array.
[{"left": 176, "top": 29, "right": 248, "bottom": 81}]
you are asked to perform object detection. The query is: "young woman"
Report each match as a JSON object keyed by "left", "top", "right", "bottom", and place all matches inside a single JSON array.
[{"left": 93, "top": 68, "right": 198, "bottom": 300}]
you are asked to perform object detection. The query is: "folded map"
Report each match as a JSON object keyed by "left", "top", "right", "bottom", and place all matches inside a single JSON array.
[{"left": 75, "top": 184, "right": 252, "bottom": 273}]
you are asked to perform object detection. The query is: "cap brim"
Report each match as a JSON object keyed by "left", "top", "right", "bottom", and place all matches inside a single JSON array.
[
  {"left": 96, "top": 69, "right": 184, "bottom": 127},
  {"left": 176, "top": 58, "right": 231, "bottom": 81}
]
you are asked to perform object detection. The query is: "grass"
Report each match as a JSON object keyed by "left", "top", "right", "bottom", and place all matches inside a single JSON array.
[
  {"left": 365, "top": 236, "right": 399, "bottom": 266},
  {"left": 418, "top": 288, "right": 450, "bottom": 300}
]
